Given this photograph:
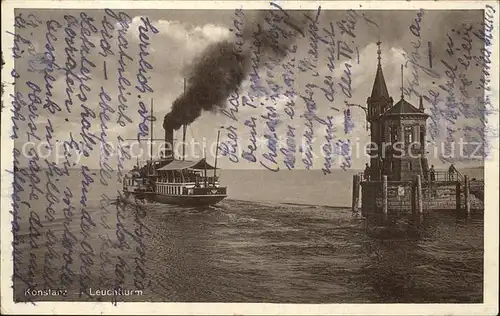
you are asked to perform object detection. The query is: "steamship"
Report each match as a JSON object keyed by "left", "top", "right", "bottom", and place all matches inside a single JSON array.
[{"left": 122, "top": 99, "right": 227, "bottom": 206}]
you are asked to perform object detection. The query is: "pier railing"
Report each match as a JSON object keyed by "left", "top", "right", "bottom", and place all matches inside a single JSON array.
[
  {"left": 425, "top": 170, "right": 464, "bottom": 182},
  {"left": 359, "top": 170, "right": 464, "bottom": 183}
]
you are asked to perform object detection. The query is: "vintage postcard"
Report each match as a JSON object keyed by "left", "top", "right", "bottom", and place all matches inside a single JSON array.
[{"left": 1, "top": 0, "right": 498, "bottom": 315}]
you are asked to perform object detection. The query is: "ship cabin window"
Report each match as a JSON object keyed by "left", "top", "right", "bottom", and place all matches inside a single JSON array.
[{"left": 404, "top": 126, "right": 413, "bottom": 144}]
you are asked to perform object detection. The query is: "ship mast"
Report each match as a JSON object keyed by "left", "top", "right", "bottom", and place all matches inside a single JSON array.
[
  {"left": 203, "top": 148, "right": 207, "bottom": 188},
  {"left": 150, "top": 98, "right": 154, "bottom": 160},
  {"left": 213, "top": 130, "right": 220, "bottom": 187},
  {"left": 182, "top": 78, "right": 187, "bottom": 161}
]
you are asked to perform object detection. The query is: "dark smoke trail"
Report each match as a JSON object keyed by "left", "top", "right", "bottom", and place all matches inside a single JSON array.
[
  {"left": 163, "top": 5, "right": 308, "bottom": 131},
  {"left": 164, "top": 41, "right": 250, "bottom": 130}
]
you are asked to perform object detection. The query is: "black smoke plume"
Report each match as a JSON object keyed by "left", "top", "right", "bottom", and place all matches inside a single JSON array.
[{"left": 163, "top": 6, "right": 308, "bottom": 131}]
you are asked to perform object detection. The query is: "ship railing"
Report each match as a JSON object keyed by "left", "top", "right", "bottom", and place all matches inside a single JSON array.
[
  {"left": 155, "top": 178, "right": 221, "bottom": 184},
  {"left": 155, "top": 180, "right": 221, "bottom": 186},
  {"left": 155, "top": 180, "right": 220, "bottom": 184}
]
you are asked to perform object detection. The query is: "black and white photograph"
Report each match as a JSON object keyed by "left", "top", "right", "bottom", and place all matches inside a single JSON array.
[{"left": 1, "top": 0, "right": 498, "bottom": 315}]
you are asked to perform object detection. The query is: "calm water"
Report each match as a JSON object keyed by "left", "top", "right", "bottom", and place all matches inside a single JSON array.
[{"left": 12, "top": 169, "right": 483, "bottom": 303}]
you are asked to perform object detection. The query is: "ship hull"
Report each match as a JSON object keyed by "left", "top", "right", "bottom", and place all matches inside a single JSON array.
[
  {"left": 150, "top": 193, "right": 227, "bottom": 206},
  {"left": 123, "top": 191, "right": 226, "bottom": 206}
]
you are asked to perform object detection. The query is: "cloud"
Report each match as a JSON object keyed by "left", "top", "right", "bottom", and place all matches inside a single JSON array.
[{"left": 150, "top": 19, "right": 231, "bottom": 66}]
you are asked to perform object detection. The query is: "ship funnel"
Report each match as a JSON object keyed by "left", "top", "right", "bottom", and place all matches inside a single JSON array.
[{"left": 164, "top": 128, "right": 174, "bottom": 160}]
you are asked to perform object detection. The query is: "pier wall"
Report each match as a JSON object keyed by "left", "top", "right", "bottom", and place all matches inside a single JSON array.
[{"left": 359, "top": 180, "right": 484, "bottom": 217}]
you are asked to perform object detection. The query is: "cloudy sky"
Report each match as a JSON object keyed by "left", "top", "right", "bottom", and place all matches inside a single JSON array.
[{"left": 10, "top": 6, "right": 488, "bottom": 171}]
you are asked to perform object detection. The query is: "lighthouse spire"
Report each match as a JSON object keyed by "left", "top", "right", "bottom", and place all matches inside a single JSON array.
[
  {"left": 376, "top": 37, "right": 382, "bottom": 66},
  {"left": 370, "top": 38, "right": 389, "bottom": 100},
  {"left": 400, "top": 64, "right": 404, "bottom": 99}
]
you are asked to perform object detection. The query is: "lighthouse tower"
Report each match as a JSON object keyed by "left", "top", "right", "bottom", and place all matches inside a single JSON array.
[
  {"left": 366, "top": 40, "right": 394, "bottom": 181},
  {"left": 366, "top": 40, "right": 429, "bottom": 181}
]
